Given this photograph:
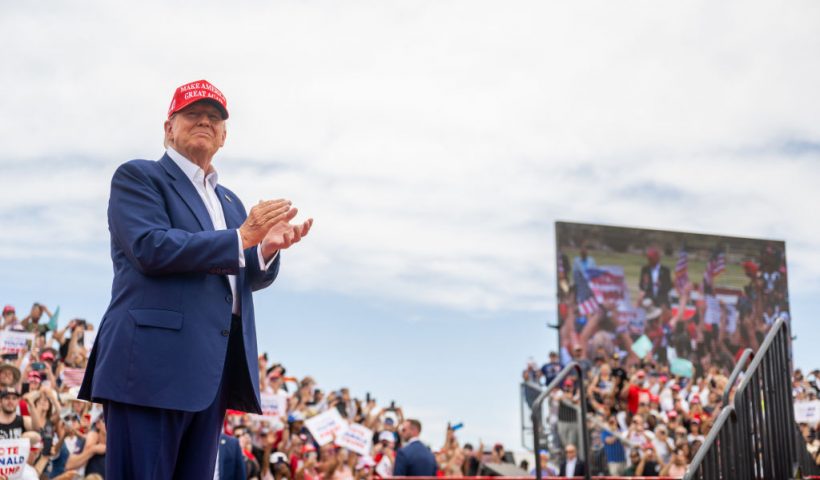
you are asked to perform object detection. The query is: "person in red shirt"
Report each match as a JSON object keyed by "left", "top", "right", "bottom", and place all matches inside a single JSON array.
[{"left": 624, "top": 370, "right": 651, "bottom": 415}]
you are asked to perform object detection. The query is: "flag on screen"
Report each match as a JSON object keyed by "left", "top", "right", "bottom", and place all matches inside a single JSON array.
[
  {"left": 557, "top": 253, "right": 564, "bottom": 277},
  {"left": 675, "top": 250, "right": 689, "bottom": 289},
  {"left": 712, "top": 252, "right": 726, "bottom": 276},
  {"left": 703, "top": 251, "right": 726, "bottom": 286},
  {"left": 61, "top": 367, "right": 86, "bottom": 388},
  {"left": 574, "top": 269, "right": 599, "bottom": 316}
]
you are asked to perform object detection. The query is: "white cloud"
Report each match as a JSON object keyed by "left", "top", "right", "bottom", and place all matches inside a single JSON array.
[{"left": 1, "top": 0, "right": 820, "bottom": 313}]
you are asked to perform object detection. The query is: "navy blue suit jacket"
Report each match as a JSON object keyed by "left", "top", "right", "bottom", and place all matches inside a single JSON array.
[
  {"left": 79, "top": 154, "right": 279, "bottom": 413},
  {"left": 218, "top": 434, "right": 247, "bottom": 480},
  {"left": 393, "top": 440, "right": 437, "bottom": 477}
]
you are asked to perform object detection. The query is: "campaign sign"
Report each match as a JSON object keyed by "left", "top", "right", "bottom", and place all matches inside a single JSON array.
[
  {"left": 260, "top": 393, "right": 288, "bottom": 418},
  {"left": 631, "top": 335, "right": 653, "bottom": 359},
  {"left": 0, "top": 332, "right": 34, "bottom": 355},
  {"left": 0, "top": 438, "right": 30, "bottom": 479},
  {"left": 794, "top": 401, "right": 820, "bottom": 424},
  {"left": 335, "top": 423, "right": 373, "bottom": 456},
  {"left": 588, "top": 266, "right": 629, "bottom": 305},
  {"left": 305, "top": 409, "right": 345, "bottom": 446},
  {"left": 670, "top": 358, "right": 694, "bottom": 378}
]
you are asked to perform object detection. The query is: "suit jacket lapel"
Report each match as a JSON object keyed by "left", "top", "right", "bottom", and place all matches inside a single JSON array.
[
  {"left": 215, "top": 185, "right": 242, "bottom": 229},
  {"left": 216, "top": 185, "right": 245, "bottom": 305},
  {"left": 160, "top": 155, "right": 215, "bottom": 231}
]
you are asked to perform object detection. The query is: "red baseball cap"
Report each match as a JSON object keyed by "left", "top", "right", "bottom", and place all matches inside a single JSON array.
[
  {"left": 167, "top": 80, "right": 229, "bottom": 119},
  {"left": 2, "top": 305, "right": 14, "bottom": 315}
]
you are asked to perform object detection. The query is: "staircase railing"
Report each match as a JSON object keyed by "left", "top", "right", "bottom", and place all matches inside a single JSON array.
[
  {"left": 683, "top": 317, "right": 817, "bottom": 479},
  {"left": 531, "top": 361, "right": 590, "bottom": 480}
]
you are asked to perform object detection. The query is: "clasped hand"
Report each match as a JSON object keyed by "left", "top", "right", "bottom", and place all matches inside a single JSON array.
[{"left": 238, "top": 199, "right": 313, "bottom": 258}]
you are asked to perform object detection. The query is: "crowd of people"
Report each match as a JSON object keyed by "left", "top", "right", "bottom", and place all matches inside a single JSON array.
[
  {"left": 523, "top": 353, "right": 820, "bottom": 477},
  {"left": 1, "top": 301, "right": 529, "bottom": 480}
]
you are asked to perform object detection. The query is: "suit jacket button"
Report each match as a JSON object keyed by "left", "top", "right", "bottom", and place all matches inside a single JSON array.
[
  {"left": 225, "top": 294, "right": 233, "bottom": 304},
  {"left": 221, "top": 329, "right": 230, "bottom": 337}
]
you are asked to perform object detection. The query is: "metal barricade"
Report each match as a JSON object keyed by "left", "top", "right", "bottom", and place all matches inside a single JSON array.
[
  {"left": 521, "top": 381, "right": 541, "bottom": 451},
  {"left": 683, "top": 317, "right": 819, "bottom": 479},
  {"left": 531, "top": 362, "right": 591, "bottom": 480}
]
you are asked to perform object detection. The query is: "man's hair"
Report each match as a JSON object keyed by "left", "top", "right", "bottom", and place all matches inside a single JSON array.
[{"left": 406, "top": 419, "right": 422, "bottom": 434}]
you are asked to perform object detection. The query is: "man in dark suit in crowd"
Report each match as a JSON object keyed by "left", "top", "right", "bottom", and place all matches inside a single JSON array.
[
  {"left": 393, "top": 419, "right": 437, "bottom": 476},
  {"left": 216, "top": 433, "right": 246, "bottom": 480},
  {"left": 559, "top": 444, "right": 586, "bottom": 477},
  {"left": 79, "top": 79, "right": 312, "bottom": 478},
  {"left": 639, "top": 247, "right": 673, "bottom": 308}
]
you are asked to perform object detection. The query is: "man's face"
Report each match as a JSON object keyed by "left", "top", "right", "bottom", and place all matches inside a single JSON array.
[
  {"left": 399, "top": 421, "right": 416, "bottom": 442},
  {"left": 565, "top": 445, "right": 576, "bottom": 460},
  {"left": 0, "top": 370, "right": 12, "bottom": 386},
  {"left": 164, "top": 102, "right": 227, "bottom": 162},
  {"left": 0, "top": 393, "right": 19, "bottom": 414}
]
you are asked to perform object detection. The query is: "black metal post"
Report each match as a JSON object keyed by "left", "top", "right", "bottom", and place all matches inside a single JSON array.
[{"left": 531, "top": 361, "right": 590, "bottom": 480}]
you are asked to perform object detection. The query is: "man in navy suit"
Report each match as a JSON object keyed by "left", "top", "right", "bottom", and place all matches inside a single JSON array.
[
  {"left": 393, "top": 419, "right": 437, "bottom": 476},
  {"left": 79, "top": 79, "right": 312, "bottom": 478}
]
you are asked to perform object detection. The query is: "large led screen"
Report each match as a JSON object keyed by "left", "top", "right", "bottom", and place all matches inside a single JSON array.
[{"left": 555, "top": 221, "right": 789, "bottom": 378}]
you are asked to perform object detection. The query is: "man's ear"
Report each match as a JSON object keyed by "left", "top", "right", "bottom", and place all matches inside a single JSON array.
[{"left": 164, "top": 119, "right": 174, "bottom": 147}]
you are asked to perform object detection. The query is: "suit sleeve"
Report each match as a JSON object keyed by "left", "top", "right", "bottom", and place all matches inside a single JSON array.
[
  {"left": 244, "top": 246, "right": 280, "bottom": 292},
  {"left": 109, "top": 162, "right": 240, "bottom": 276},
  {"left": 231, "top": 438, "right": 247, "bottom": 479},
  {"left": 393, "top": 449, "right": 408, "bottom": 476}
]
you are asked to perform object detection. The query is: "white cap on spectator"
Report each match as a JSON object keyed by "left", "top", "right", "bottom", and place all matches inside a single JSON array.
[
  {"left": 356, "top": 456, "right": 376, "bottom": 471},
  {"left": 379, "top": 431, "right": 395, "bottom": 443}
]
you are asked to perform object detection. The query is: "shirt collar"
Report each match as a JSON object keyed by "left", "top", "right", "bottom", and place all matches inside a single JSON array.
[{"left": 166, "top": 146, "right": 219, "bottom": 188}]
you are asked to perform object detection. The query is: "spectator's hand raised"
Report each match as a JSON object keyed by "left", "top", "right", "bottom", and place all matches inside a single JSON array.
[{"left": 239, "top": 199, "right": 293, "bottom": 250}]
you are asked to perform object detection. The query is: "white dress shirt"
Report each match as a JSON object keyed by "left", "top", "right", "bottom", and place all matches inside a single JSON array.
[
  {"left": 167, "top": 147, "right": 276, "bottom": 315},
  {"left": 565, "top": 457, "right": 577, "bottom": 475}
]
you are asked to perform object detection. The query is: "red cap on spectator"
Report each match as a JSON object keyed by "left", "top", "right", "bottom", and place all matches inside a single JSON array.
[
  {"left": 650, "top": 394, "right": 659, "bottom": 404},
  {"left": 40, "top": 351, "right": 55, "bottom": 362},
  {"left": 27, "top": 371, "right": 42, "bottom": 383},
  {"left": 671, "top": 384, "right": 681, "bottom": 391},
  {"left": 636, "top": 370, "right": 646, "bottom": 379},
  {"left": 2, "top": 305, "right": 14, "bottom": 315},
  {"left": 667, "top": 410, "right": 678, "bottom": 418},
  {"left": 742, "top": 260, "right": 758, "bottom": 276},
  {"left": 167, "top": 80, "right": 228, "bottom": 119},
  {"left": 691, "top": 396, "right": 701, "bottom": 404}
]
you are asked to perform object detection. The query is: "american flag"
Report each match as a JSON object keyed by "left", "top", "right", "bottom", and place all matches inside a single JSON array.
[
  {"left": 703, "top": 251, "right": 726, "bottom": 285},
  {"left": 557, "top": 252, "right": 564, "bottom": 277},
  {"left": 61, "top": 367, "right": 86, "bottom": 388},
  {"left": 574, "top": 268, "right": 599, "bottom": 316},
  {"left": 675, "top": 249, "right": 689, "bottom": 289}
]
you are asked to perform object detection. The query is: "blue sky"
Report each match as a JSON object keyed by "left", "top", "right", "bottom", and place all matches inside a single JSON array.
[{"left": 2, "top": 0, "right": 820, "bottom": 450}]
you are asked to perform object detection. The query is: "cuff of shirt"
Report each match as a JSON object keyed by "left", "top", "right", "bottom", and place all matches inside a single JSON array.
[
  {"left": 236, "top": 230, "right": 246, "bottom": 268},
  {"left": 258, "top": 245, "right": 278, "bottom": 271},
  {"left": 236, "top": 230, "right": 278, "bottom": 270}
]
